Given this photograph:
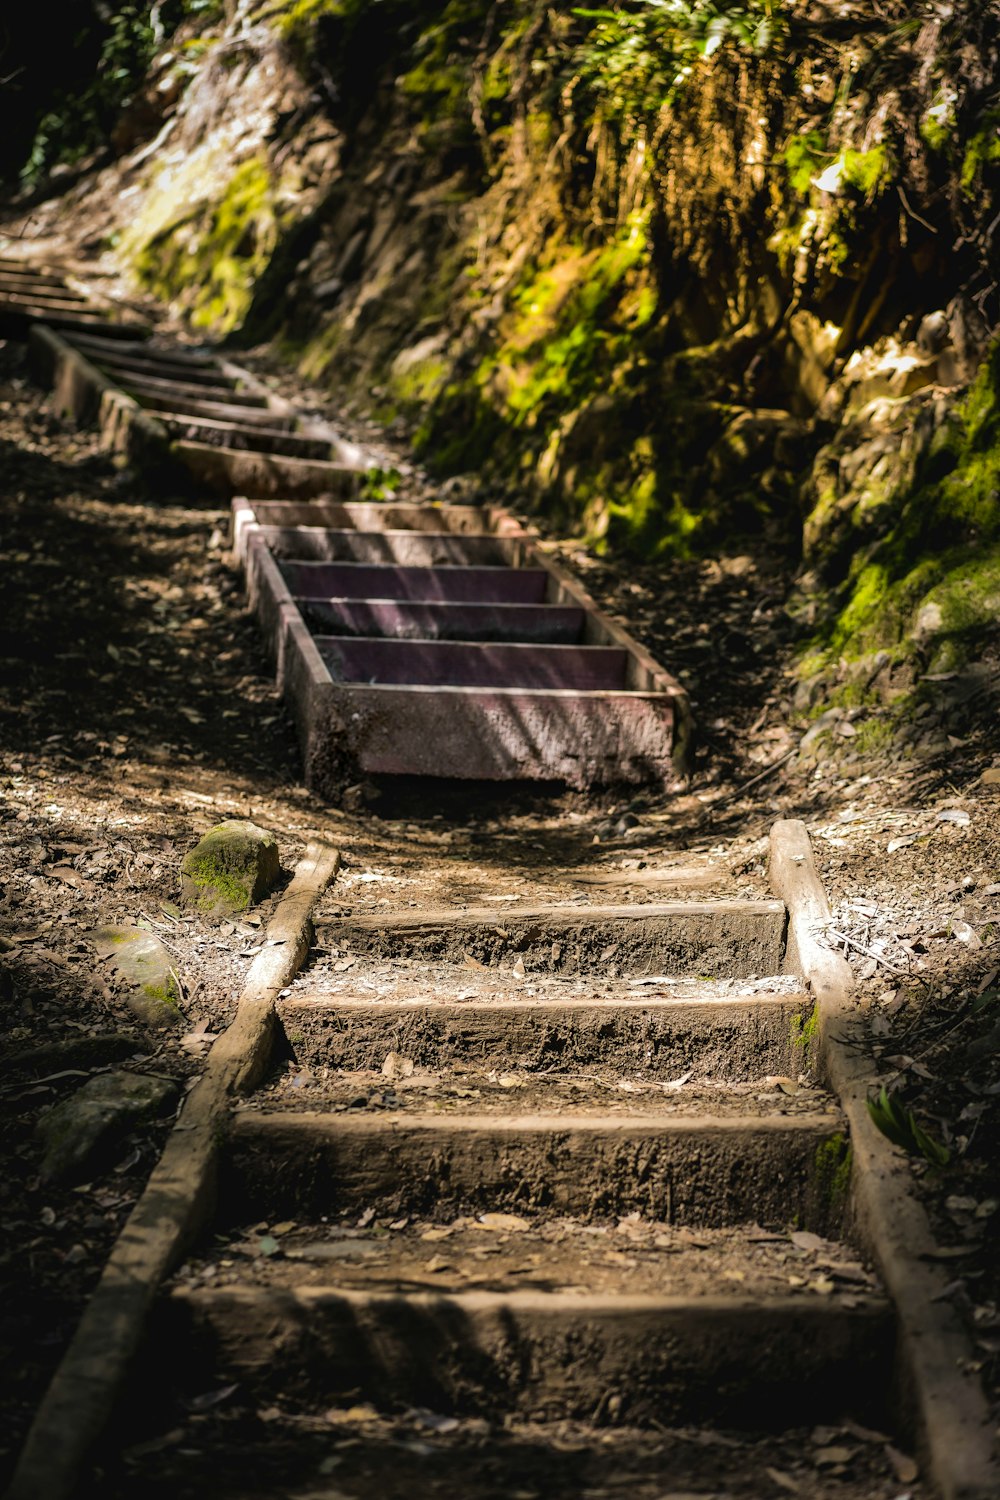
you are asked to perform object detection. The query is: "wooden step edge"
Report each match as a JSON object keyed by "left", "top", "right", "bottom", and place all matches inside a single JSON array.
[
  {"left": 174, "top": 439, "right": 363, "bottom": 498},
  {"left": 234, "top": 497, "right": 493, "bottom": 532},
  {"left": 232, "top": 1108, "right": 839, "bottom": 1137},
  {"left": 322, "top": 897, "right": 787, "bottom": 927},
  {"left": 26, "top": 324, "right": 175, "bottom": 476},
  {"left": 3, "top": 843, "right": 342, "bottom": 1500},
  {"left": 283, "top": 989, "right": 807, "bottom": 1013},
  {"left": 770, "top": 818, "right": 1000, "bottom": 1500},
  {"left": 67, "top": 330, "right": 216, "bottom": 364},
  {"left": 38, "top": 312, "right": 152, "bottom": 338},
  {"left": 170, "top": 1281, "right": 889, "bottom": 1319}
]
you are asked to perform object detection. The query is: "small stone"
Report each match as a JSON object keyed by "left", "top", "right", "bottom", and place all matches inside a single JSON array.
[
  {"left": 89, "top": 927, "right": 184, "bottom": 1028},
  {"left": 180, "top": 820, "right": 281, "bottom": 917},
  {"left": 36, "top": 1071, "right": 178, "bottom": 1185}
]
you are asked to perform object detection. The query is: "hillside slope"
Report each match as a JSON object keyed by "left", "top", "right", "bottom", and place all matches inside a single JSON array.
[{"left": 7, "top": 0, "right": 1000, "bottom": 759}]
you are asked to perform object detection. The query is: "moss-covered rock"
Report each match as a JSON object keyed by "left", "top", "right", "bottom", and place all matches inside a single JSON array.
[
  {"left": 180, "top": 819, "right": 281, "bottom": 917},
  {"left": 36, "top": 1071, "right": 178, "bottom": 1185},
  {"left": 89, "top": 926, "right": 185, "bottom": 1028}
]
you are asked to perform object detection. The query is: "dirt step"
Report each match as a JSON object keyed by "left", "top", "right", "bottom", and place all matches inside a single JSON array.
[
  {"left": 101, "top": 1406, "right": 921, "bottom": 1500},
  {"left": 316, "top": 899, "right": 788, "bottom": 978},
  {"left": 299, "top": 597, "right": 587, "bottom": 643},
  {"left": 183, "top": 1216, "right": 880, "bottom": 1301},
  {"left": 260, "top": 525, "right": 516, "bottom": 567},
  {"left": 159, "top": 1277, "right": 889, "bottom": 1427},
  {"left": 254, "top": 1069, "right": 834, "bottom": 1121},
  {"left": 281, "top": 985, "right": 809, "bottom": 1078},
  {"left": 222, "top": 1107, "right": 848, "bottom": 1230}
]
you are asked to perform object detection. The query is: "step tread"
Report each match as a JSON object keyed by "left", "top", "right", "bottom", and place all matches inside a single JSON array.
[
  {"left": 179, "top": 1218, "right": 880, "bottom": 1303},
  {"left": 236, "top": 1094, "right": 840, "bottom": 1125},
  {"left": 299, "top": 597, "right": 586, "bottom": 643},
  {"left": 315, "top": 898, "right": 787, "bottom": 980},
  {"left": 106, "top": 1407, "right": 919, "bottom": 1500},
  {"left": 286, "top": 976, "right": 805, "bottom": 1007},
  {"left": 316, "top": 636, "right": 630, "bottom": 690},
  {"left": 175, "top": 439, "right": 361, "bottom": 495}
]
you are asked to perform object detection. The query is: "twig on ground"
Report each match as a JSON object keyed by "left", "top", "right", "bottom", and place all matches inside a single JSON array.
[{"left": 827, "top": 926, "right": 933, "bottom": 987}]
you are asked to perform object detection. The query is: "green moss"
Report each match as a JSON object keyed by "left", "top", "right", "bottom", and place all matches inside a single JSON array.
[
  {"left": 128, "top": 154, "right": 283, "bottom": 334},
  {"left": 920, "top": 112, "right": 952, "bottom": 153},
  {"left": 808, "top": 341, "right": 1000, "bottom": 672},
  {"left": 814, "top": 1133, "right": 853, "bottom": 1215},
  {"left": 274, "top": 0, "right": 344, "bottom": 46},
  {"left": 389, "top": 354, "right": 450, "bottom": 405},
  {"left": 142, "top": 979, "right": 181, "bottom": 1008},
  {"left": 960, "top": 111, "right": 1000, "bottom": 193},
  {"left": 851, "top": 717, "right": 895, "bottom": 756},
  {"left": 180, "top": 819, "right": 281, "bottom": 915},
  {"left": 782, "top": 130, "right": 827, "bottom": 196},
  {"left": 792, "top": 1005, "right": 819, "bottom": 1050},
  {"left": 183, "top": 858, "right": 255, "bottom": 911},
  {"left": 841, "top": 145, "right": 890, "bottom": 197}
]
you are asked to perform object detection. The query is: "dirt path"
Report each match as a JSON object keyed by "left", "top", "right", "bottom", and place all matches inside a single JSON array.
[{"left": 2, "top": 302, "right": 999, "bottom": 1497}]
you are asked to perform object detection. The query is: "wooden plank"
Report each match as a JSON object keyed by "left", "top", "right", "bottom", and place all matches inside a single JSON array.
[
  {"left": 770, "top": 819, "right": 1000, "bottom": 1500},
  {"left": 155, "top": 413, "right": 333, "bottom": 460},
  {"left": 175, "top": 441, "right": 361, "bottom": 499},
  {"left": 316, "top": 636, "right": 629, "bottom": 689},
  {"left": 281, "top": 560, "right": 549, "bottom": 603},
  {"left": 236, "top": 498, "right": 491, "bottom": 533},
  {"left": 257, "top": 524, "right": 515, "bottom": 567},
  {"left": 5, "top": 843, "right": 341, "bottom": 1500},
  {"left": 135, "top": 393, "right": 299, "bottom": 429},
  {"left": 299, "top": 598, "right": 585, "bottom": 643}
]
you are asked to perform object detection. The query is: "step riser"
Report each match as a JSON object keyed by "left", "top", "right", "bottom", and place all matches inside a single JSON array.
[
  {"left": 317, "top": 637, "right": 629, "bottom": 690},
  {"left": 301, "top": 598, "right": 586, "bottom": 644},
  {"left": 0, "top": 284, "right": 90, "bottom": 305},
  {"left": 176, "top": 440, "right": 361, "bottom": 498},
  {"left": 261, "top": 525, "right": 514, "bottom": 567},
  {"left": 319, "top": 902, "right": 788, "bottom": 980},
  {"left": 67, "top": 349, "right": 244, "bottom": 393},
  {"left": 224, "top": 1115, "right": 848, "bottom": 1232},
  {"left": 242, "top": 500, "right": 492, "bottom": 533},
  {"left": 282, "top": 560, "right": 549, "bottom": 604},
  {"left": 68, "top": 333, "right": 216, "bottom": 367},
  {"left": 160, "top": 1287, "right": 891, "bottom": 1426},
  {"left": 1, "top": 309, "right": 140, "bottom": 338},
  {"left": 282, "top": 997, "right": 805, "bottom": 1079},
  {"left": 159, "top": 417, "right": 332, "bottom": 460},
  {"left": 140, "top": 394, "right": 298, "bottom": 428},
  {"left": 308, "top": 681, "right": 679, "bottom": 787}
]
